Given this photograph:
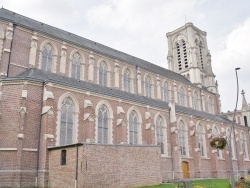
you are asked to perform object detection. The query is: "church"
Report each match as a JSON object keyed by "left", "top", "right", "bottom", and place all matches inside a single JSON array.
[{"left": 0, "top": 8, "right": 250, "bottom": 188}]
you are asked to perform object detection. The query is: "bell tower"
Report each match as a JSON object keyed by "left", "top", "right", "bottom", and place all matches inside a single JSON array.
[{"left": 166, "top": 23, "right": 217, "bottom": 94}]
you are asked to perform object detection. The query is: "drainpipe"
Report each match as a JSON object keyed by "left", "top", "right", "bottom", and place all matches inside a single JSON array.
[
  {"left": 36, "top": 80, "right": 46, "bottom": 187},
  {"left": 168, "top": 107, "right": 175, "bottom": 180},
  {"left": 75, "top": 144, "right": 79, "bottom": 188},
  {"left": 6, "top": 24, "right": 16, "bottom": 77}
]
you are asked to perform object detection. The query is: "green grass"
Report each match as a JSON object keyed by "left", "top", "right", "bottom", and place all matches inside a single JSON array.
[{"left": 139, "top": 179, "right": 231, "bottom": 188}]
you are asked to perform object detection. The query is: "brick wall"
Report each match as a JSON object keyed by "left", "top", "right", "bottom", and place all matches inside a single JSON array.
[
  {"left": 0, "top": 20, "right": 221, "bottom": 114},
  {"left": 48, "top": 144, "right": 162, "bottom": 188}
]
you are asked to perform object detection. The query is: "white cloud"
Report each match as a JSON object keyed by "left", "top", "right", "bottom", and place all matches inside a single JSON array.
[
  {"left": 83, "top": 0, "right": 204, "bottom": 65},
  {"left": 215, "top": 17, "right": 250, "bottom": 111}
]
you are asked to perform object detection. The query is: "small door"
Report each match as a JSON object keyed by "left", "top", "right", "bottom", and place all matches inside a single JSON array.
[{"left": 182, "top": 161, "right": 190, "bottom": 178}]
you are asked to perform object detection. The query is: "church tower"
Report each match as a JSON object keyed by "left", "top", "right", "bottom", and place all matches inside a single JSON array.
[{"left": 166, "top": 23, "right": 217, "bottom": 94}]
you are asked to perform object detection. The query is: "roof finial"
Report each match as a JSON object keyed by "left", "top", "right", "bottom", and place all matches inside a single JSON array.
[
  {"left": 241, "top": 90, "right": 249, "bottom": 110},
  {"left": 241, "top": 90, "right": 245, "bottom": 96}
]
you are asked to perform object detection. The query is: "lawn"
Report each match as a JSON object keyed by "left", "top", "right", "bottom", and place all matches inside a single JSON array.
[{"left": 139, "top": 179, "right": 231, "bottom": 188}]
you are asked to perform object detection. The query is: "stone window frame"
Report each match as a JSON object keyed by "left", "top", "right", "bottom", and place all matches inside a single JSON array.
[
  {"left": 240, "top": 131, "right": 249, "bottom": 160},
  {"left": 127, "top": 107, "right": 142, "bottom": 145},
  {"left": 177, "top": 119, "right": 189, "bottom": 157},
  {"left": 39, "top": 40, "right": 58, "bottom": 73},
  {"left": 56, "top": 92, "right": 79, "bottom": 146},
  {"left": 212, "top": 125, "right": 222, "bottom": 159},
  {"left": 178, "top": 86, "right": 187, "bottom": 107},
  {"left": 196, "top": 123, "right": 206, "bottom": 157},
  {"left": 122, "top": 67, "right": 134, "bottom": 93},
  {"left": 174, "top": 37, "right": 188, "bottom": 71},
  {"left": 207, "top": 96, "right": 214, "bottom": 114},
  {"left": 97, "top": 104, "right": 109, "bottom": 144},
  {"left": 226, "top": 128, "right": 236, "bottom": 160},
  {"left": 162, "top": 80, "right": 169, "bottom": 102},
  {"left": 193, "top": 91, "right": 200, "bottom": 110},
  {"left": 144, "top": 74, "right": 154, "bottom": 98},
  {"left": 95, "top": 100, "right": 113, "bottom": 144},
  {"left": 68, "top": 50, "right": 85, "bottom": 81},
  {"left": 154, "top": 113, "right": 168, "bottom": 156},
  {"left": 195, "top": 37, "right": 205, "bottom": 70},
  {"left": 97, "top": 59, "right": 111, "bottom": 87}
]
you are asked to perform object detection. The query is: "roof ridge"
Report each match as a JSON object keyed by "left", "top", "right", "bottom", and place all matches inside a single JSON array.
[{"left": 0, "top": 8, "right": 192, "bottom": 86}]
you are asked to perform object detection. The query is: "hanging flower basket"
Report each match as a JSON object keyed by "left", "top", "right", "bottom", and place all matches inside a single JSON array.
[{"left": 210, "top": 137, "right": 227, "bottom": 150}]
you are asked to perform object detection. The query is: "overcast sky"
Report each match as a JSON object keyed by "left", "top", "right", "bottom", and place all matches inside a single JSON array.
[{"left": 1, "top": 0, "right": 250, "bottom": 112}]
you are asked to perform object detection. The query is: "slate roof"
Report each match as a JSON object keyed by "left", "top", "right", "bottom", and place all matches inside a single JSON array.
[
  {"left": 176, "top": 105, "right": 236, "bottom": 125},
  {"left": 0, "top": 8, "right": 192, "bottom": 86},
  {"left": 0, "top": 8, "right": 234, "bottom": 125},
  {"left": 1, "top": 68, "right": 236, "bottom": 125},
  {"left": 11, "top": 68, "right": 170, "bottom": 110}
]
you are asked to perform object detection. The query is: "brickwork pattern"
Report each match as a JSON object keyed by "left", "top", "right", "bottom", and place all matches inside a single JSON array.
[
  {"left": 0, "top": 14, "right": 250, "bottom": 188},
  {"left": 49, "top": 144, "right": 162, "bottom": 188}
]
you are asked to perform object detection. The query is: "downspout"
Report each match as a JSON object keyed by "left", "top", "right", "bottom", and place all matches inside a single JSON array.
[
  {"left": 168, "top": 108, "right": 175, "bottom": 180},
  {"left": 36, "top": 80, "right": 46, "bottom": 186},
  {"left": 75, "top": 145, "right": 79, "bottom": 188},
  {"left": 6, "top": 23, "right": 16, "bottom": 77}
]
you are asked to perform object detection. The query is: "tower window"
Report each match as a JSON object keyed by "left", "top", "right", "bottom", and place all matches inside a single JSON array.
[
  {"left": 244, "top": 116, "right": 248, "bottom": 127},
  {"left": 199, "top": 43, "right": 204, "bottom": 69},
  {"left": 176, "top": 43, "right": 182, "bottom": 71},
  {"left": 176, "top": 39, "right": 188, "bottom": 71},
  {"left": 182, "top": 41, "right": 188, "bottom": 69}
]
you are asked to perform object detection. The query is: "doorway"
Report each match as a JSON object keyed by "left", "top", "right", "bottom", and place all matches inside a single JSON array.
[{"left": 182, "top": 161, "right": 189, "bottom": 178}]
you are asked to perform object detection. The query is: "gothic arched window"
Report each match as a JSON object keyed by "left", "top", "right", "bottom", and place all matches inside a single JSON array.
[
  {"left": 208, "top": 97, "right": 214, "bottom": 114},
  {"left": 145, "top": 76, "right": 152, "bottom": 98},
  {"left": 178, "top": 120, "right": 187, "bottom": 156},
  {"left": 240, "top": 132, "right": 248, "bottom": 159},
  {"left": 197, "top": 124, "right": 205, "bottom": 156},
  {"left": 41, "top": 44, "right": 53, "bottom": 72},
  {"left": 156, "top": 116, "right": 165, "bottom": 154},
  {"left": 97, "top": 104, "right": 109, "bottom": 144},
  {"left": 212, "top": 127, "right": 222, "bottom": 158},
  {"left": 60, "top": 97, "right": 74, "bottom": 145},
  {"left": 162, "top": 82, "right": 168, "bottom": 102},
  {"left": 129, "top": 111, "right": 139, "bottom": 144},
  {"left": 71, "top": 53, "right": 81, "bottom": 80},
  {"left": 193, "top": 92, "right": 199, "bottom": 110},
  {"left": 123, "top": 69, "right": 131, "bottom": 92},
  {"left": 99, "top": 61, "right": 107, "bottom": 86},
  {"left": 226, "top": 129, "right": 235, "bottom": 159},
  {"left": 179, "top": 87, "right": 186, "bottom": 106}
]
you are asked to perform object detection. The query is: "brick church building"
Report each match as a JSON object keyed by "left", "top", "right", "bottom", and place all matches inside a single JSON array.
[{"left": 0, "top": 8, "right": 250, "bottom": 188}]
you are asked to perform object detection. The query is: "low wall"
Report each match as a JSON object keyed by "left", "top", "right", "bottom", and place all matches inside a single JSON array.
[{"left": 49, "top": 143, "right": 162, "bottom": 188}]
